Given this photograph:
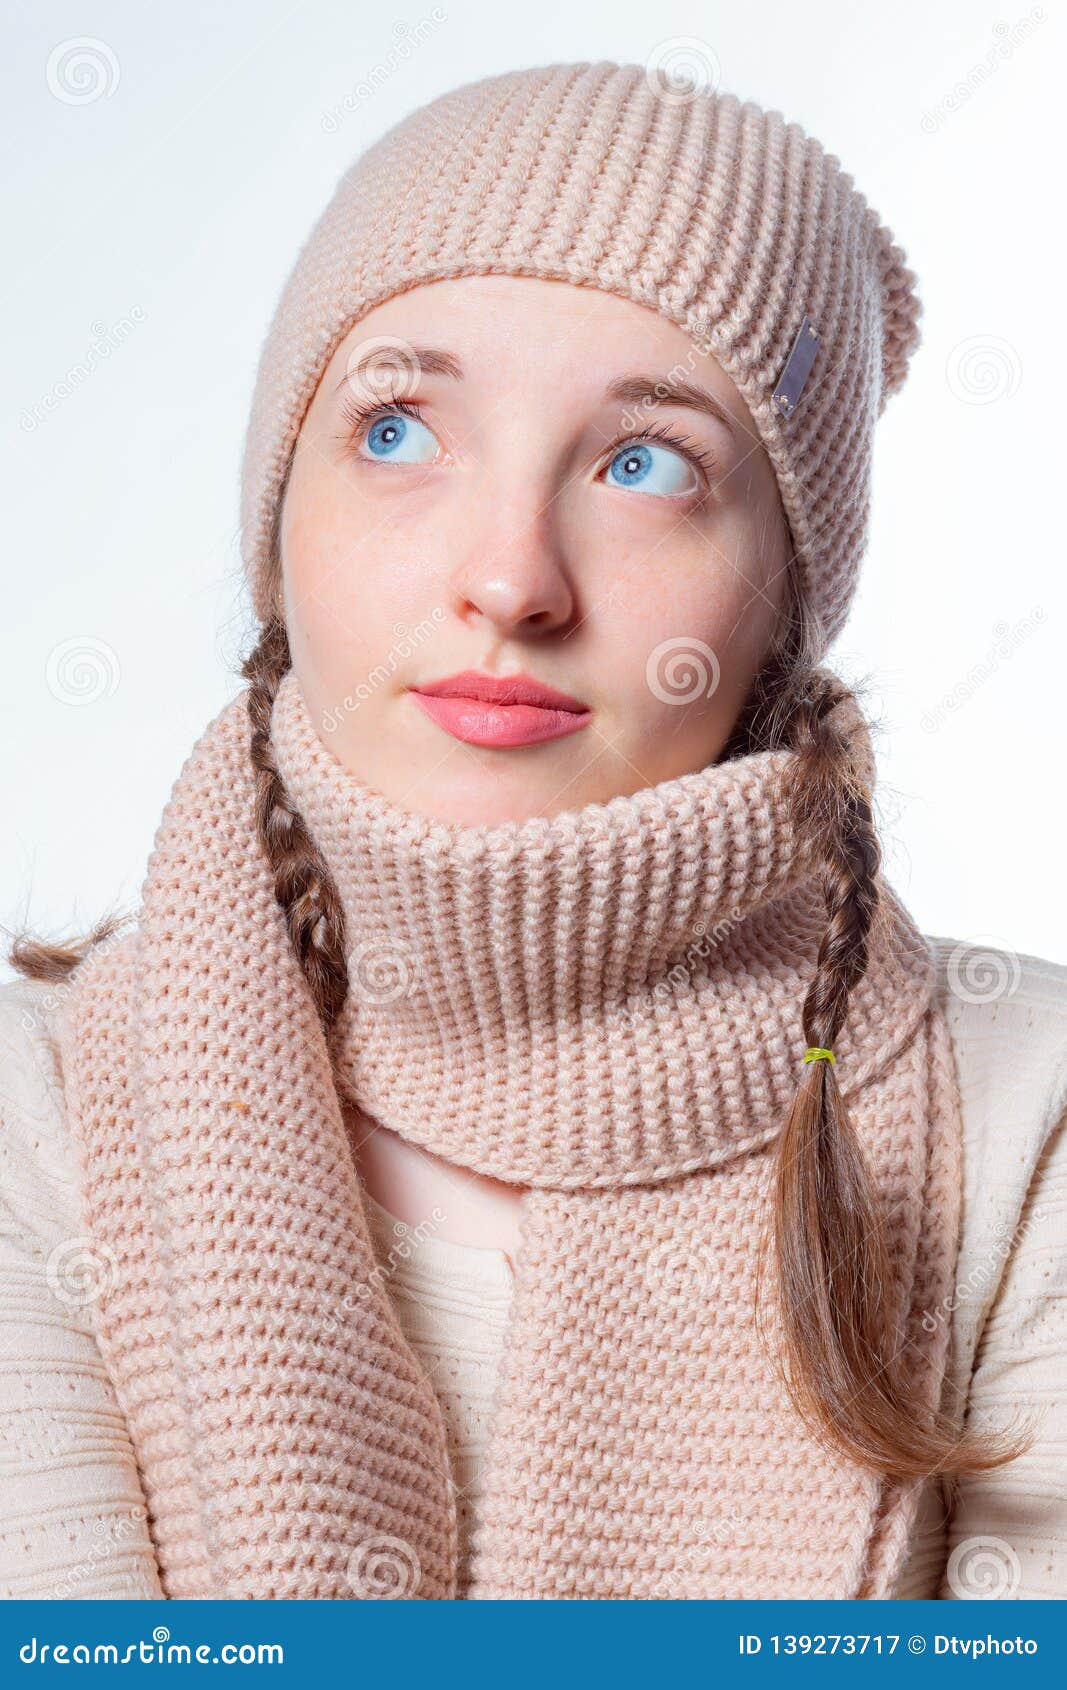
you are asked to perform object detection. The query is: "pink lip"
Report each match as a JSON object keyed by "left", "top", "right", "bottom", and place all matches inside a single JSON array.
[{"left": 409, "top": 669, "right": 593, "bottom": 748}]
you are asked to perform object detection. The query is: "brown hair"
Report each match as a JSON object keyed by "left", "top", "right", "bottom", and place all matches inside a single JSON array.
[
  {"left": 7, "top": 487, "right": 1033, "bottom": 1492},
  {"left": 730, "top": 584, "right": 1034, "bottom": 1490}
]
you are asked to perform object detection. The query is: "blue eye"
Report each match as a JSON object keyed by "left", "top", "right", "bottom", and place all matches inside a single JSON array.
[
  {"left": 360, "top": 409, "right": 440, "bottom": 465},
  {"left": 606, "top": 439, "right": 700, "bottom": 497}
]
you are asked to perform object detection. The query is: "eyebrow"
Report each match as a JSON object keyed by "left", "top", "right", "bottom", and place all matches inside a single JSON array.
[
  {"left": 332, "top": 348, "right": 737, "bottom": 442},
  {"left": 333, "top": 346, "right": 463, "bottom": 395},
  {"left": 604, "top": 374, "right": 737, "bottom": 444}
]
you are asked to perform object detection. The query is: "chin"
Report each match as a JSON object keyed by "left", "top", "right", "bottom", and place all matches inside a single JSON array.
[{"left": 403, "top": 760, "right": 592, "bottom": 828}]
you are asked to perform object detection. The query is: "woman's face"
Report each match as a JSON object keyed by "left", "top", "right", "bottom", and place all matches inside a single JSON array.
[{"left": 279, "top": 274, "right": 790, "bottom": 825}]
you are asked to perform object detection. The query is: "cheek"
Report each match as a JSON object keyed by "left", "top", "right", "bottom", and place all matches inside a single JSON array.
[
  {"left": 281, "top": 468, "right": 363, "bottom": 603},
  {"left": 281, "top": 480, "right": 377, "bottom": 693},
  {"left": 598, "top": 538, "right": 755, "bottom": 665},
  {"left": 280, "top": 469, "right": 450, "bottom": 716},
  {"left": 592, "top": 524, "right": 780, "bottom": 760},
  {"left": 282, "top": 459, "right": 445, "bottom": 611},
  {"left": 282, "top": 466, "right": 395, "bottom": 632}
]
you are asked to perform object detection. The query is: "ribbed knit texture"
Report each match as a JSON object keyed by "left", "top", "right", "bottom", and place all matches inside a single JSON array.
[
  {"left": 271, "top": 672, "right": 930, "bottom": 1188},
  {"left": 239, "top": 61, "right": 921, "bottom": 653},
  {"left": 8, "top": 941, "right": 1066, "bottom": 1599},
  {"left": 54, "top": 668, "right": 963, "bottom": 1599}
]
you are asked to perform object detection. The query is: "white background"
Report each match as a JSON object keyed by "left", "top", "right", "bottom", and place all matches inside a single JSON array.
[{"left": 2, "top": 0, "right": 1063, "bottom": 979}]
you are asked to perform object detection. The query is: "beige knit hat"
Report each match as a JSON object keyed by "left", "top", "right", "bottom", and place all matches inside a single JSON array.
[{"left": 239, "top": 59, "right": 922, "bottom": 653}]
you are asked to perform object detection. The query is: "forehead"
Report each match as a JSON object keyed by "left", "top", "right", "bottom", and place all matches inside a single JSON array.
[{"left": 317, "top": 274, "right": 746, "bottom": 420}]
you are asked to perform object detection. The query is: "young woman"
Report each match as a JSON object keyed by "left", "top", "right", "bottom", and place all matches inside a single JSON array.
[{"left": 2, "top": 60, "right": 1064, "bottom": 1603}]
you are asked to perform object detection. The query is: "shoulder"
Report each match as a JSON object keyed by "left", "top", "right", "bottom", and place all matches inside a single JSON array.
[
  {"left": 923, "top": 933, "right": 1066, "bottom": 1270},
  {"left": 925, "top": 930, "right": 1067, "bottom": 1045},
  {"left": 919, "top": 939, "right": 1067, "bottom": 1599},
  {"left": 0, "top": 972, "right": 89, "bottom": 1348},
  {"left": 0, "top": 974, "right": 163, "bottom": 1598},
  {"left": 0, "top": 974, "right": 80, "bottom": 1226},
  {"left": 922, "top": 935, "right": 1065, "bottom": 1382},
  {"left": 0, "top": 971, "right": 71, "bottom": 1082},
  {"left": 924, "top": 933, "right": 1067, "bottom": 1171}
]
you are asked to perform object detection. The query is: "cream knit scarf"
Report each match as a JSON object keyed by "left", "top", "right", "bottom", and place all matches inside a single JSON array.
[{"left": 57, "top": 668, "right": 963, "bottom": 1600}]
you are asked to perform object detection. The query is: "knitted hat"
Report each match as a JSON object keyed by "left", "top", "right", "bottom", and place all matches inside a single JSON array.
[{"left": 239, "top": 59, "right": 922, "bottom": 653}]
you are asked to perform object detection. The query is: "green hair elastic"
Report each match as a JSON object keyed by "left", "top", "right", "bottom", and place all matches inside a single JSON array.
[{"left": 803, "top": 1046, "right": 836, "bottom": 1066}]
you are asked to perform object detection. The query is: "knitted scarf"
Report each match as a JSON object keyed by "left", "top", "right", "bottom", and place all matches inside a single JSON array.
[{"left": 57, "top": 667, "right": 963, "bottom": 1600}]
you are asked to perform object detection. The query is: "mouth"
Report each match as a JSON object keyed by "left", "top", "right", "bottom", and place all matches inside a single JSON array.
[{"left": 408, "top": 669, "right": 594, "bottom": 749}]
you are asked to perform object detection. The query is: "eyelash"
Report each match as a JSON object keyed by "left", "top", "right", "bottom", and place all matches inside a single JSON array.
[
  {"left": 338, "top": 389, "right": 425, "bottom": 444},
  {"left": 606, "top": 419, "right": 720, "bottom": 482},
  {"left": 337, "top": 390, "right": 721, "bottom": 487}
]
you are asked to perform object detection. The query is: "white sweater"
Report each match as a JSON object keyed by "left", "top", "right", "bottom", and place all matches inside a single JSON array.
[
  {"left": 1, "top": 936, "right": 1065, "bottom": 1600},
  {"left": 361, "top": 1190, "right": 513, "bottom": 1598}
]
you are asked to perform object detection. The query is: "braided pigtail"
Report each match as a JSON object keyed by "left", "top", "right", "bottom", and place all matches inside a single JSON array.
[
  {"left": 746, "top": 649, "right": 1033, "bottom": 1482},
  {"left": 241, "top": 614, "right": 350, "bottom": 1035}
]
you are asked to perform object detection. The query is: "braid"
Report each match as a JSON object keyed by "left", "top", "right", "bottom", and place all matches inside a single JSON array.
[
  {"left": 748, "top": 655, "right": 1032, "bottom": 1481},
  {"left": 239, "top": 547, "right": 1029, "bottom": 1484},
  {"left": 780, "top": 669, "right": 882, "bottom": 1050},
  {"left": 241, "top": 614, "right": 350, "bottom": 1034},
  {"left": 723, "top": 572, "right": 1031, "bottom": 1479}
]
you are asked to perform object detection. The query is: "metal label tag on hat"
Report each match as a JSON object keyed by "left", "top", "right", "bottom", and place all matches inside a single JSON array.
[{"left": 773, "top": 316, "right": 820, "bottom": 417}]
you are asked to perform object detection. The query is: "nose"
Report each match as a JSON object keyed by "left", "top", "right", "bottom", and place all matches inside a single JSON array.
[{"left": 450, "top": 503, "right": 577, "bottom": 637}]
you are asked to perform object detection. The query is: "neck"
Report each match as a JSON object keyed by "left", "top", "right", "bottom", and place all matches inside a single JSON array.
[{"left": 269, "top": 668, "right": 931, "bottom": 1188}]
